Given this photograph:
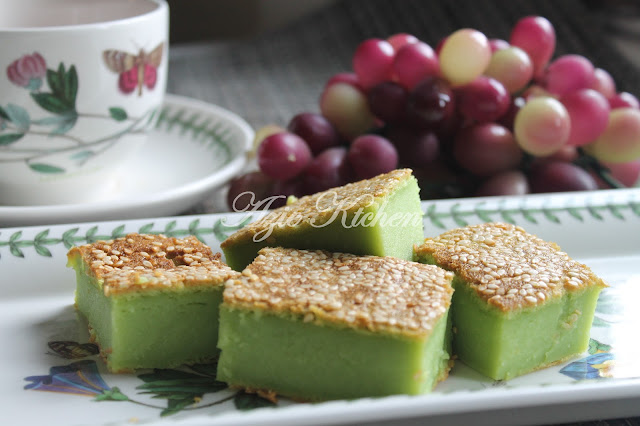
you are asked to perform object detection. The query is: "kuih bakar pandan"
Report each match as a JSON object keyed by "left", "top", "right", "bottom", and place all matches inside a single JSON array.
[
  {"left": 67, "top": 234, "right": 240, "bottom": 373},
  {"left": 66, "top": 169, "right": 606, "bottom": 394},
  {"left": 216, "top": 247, "right": 454, "bottom": 401},
  {"left": 414, "top": 222, "right": 607, "bottom": 380},
  {"left": 221, "top": 168, "right": 424, "bottom": 271}
]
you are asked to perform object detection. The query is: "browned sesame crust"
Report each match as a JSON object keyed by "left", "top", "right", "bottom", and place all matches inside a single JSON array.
[
  {"left": 221, "top": 169, "right": 414, "bottom": 248},
  {"left": 243, "top": 387, "right": 279, "bottom": 404},
  {"left": 224, "top": 247, "right": 454, "bottom": 337},
  {"left": 414, "top": 222, "right": 607, "bottom": 312},
  {"left": 67, "top": 233, "right": 240, "bottom": 296}
]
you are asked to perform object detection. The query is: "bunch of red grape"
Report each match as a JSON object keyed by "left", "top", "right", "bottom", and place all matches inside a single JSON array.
[{"left": 227, "top": 15, "right": 640, "bottom": 211}]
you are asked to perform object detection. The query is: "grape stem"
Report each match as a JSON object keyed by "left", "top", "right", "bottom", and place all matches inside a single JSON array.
[{"left": 575, "top": 148, "right": 625, "bottom": 189}]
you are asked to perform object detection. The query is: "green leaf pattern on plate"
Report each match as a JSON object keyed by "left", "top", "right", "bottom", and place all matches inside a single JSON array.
[
  {"left": 423, "top": 196, "right": 640, "bottom": 229},
  {"left": 0, "top": 217, "right": 254, "bottom": 259},
  {"left": 2, "top": 192, "right": 639, "bottom": 260}
]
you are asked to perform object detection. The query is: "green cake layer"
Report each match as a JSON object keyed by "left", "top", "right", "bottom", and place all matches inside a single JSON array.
[
  {"left": 68, "top": 234, "right": 240, "bottom": 373},
  {"left": 217, "top": 247, "right": 454, "bottom": 401},
  {"left": 221, "top": 169, "right": 424, "bottom": 271},
  {"left": 414, "top": 222, "right": 607, "bottom": 380},
  {"left": 218, "top": 306, "right": 451, "bottom": 400},
  {"left": 446, "top": 276, "right": 600, "bottom": 379}
]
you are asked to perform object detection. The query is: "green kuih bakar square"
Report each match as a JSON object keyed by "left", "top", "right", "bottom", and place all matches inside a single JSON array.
[
  {"left": 221, "top": 168, "right": 424, "bottom": 271},
  {"left": 67, "top": 233, "right": 240, "bottom": 373},
  {"left": 414, "top": 222, "right": 607, "bottom": 380},
  {"left": 217, "top": 247, "right": 454, "bottom": 402}
]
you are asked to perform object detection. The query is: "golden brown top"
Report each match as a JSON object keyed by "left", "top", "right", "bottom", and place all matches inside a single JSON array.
[
  {"left": 221, "top": 169, "right": 414, "bottom": 248},
  {"left": 223, "top": 247, "right": 454, "bottom": 337},
  {"left": 67, "top": 233, "right": 239, "bottom": 295},
  {"left": 414, "top": 222, "right": 606, "bottom": 311}
]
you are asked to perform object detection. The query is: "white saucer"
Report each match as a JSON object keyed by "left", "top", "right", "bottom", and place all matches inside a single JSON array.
[{"left": 0, "top": 94, "right": 253, "bottom": 228}]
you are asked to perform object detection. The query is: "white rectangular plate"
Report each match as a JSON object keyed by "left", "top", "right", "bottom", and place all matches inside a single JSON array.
[{"left": 2, "top": 188, "right": 640, "bottom": 426}]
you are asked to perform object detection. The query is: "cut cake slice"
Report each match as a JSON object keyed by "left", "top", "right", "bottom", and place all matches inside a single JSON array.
[
  {"left": 414, "top": 222, "right": 607, "bottom": 380},
  {"left": 67, "top": 233, "right": 240, "bottom": 373},
  {"left": 216, "top": 247, "right": 454, "bottom": 401},
  {"left": 221, "top": 169, "right": 424, "bottom": 271}
]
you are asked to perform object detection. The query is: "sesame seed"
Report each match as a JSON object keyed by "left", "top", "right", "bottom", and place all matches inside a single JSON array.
[
  {"left": 223, "top": 247, "right": 454, "bottom": 337},
  {"left": 67, "top": 233, "right": 240, "bottom": 295},
  {"left": 414, "top": 222, "right": 606, "bottom": 311}
]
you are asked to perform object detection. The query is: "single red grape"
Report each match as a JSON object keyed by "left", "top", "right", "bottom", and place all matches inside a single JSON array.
[
  {"left": 367, "top": 81, "right": 409, "bottom": 124},
  {"left": 453, "top": 123, "right": 523, "bottom": 176},
  {"left": 514, "top": 96, "right": 571, "bottom": 156},
  {"left": 303, "top": 146, "right": 352, "bottom": 193},
  {"left": 529, "top": 161, "right": 598, "bottom": 193},
  {"left": 510, "top": 16, "right": 556, "bottom": 78},
  {"left": 257, "top": 132, "right": 312, "bottom": 181},
  {"left": 590, "top": 68, "right": 616, "bottom": 99},
  {"left": 386, "top": 126, "right": 440, "bottom": 168},
  {"left": 439, "top": 28, "right": 491, "bottom": 86},
  {"left": 609, "top": 92, "right": 640, "bottom": 110},
  {"left": 320, "top": 81, "right": 376, "bottom": 140},
  {"left": 325, "top": 72, "right": 363, "bottom": 91},
  {"left": 391, "top": 41, "right": 440, "bottom": 89},
  {"left": 489, "top": 38, "right": 510, "bottom": 53},
  {"left": 352, "top": 38, "right": 395, "bottom": 90},
  {"left": 406, "top": 76, "right": 456, "bottom": 130},
  {"left": 347, "top": 135, "right": 398, "bottom": 179},
  {"left": 387, "top": 33, "right": 419, "bottom": 51},
  {"left": 475, "top": 170, "right": 530, "bottom": 197},
  {"left": 560, "top": 89, "right": 610, "bottom": 146},
  {"left": 543, "top": 54, "right": 595, "bottom": 97},
  {"left": 226, "top": 171, "right": 275, "bottom": 211},
  {"left": 600, "top": 160, "right": 640, "bottom": 188},
  {"left": 287, "top": 112, "right": 341, "bottom": 155},
  {"left": 456, "top": 76, "right": 510, "bottom": 122}
]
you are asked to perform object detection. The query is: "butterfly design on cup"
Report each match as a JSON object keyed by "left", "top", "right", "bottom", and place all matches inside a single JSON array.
[{"left": 103, "top": 42, "right": 164, "bottom": 96}]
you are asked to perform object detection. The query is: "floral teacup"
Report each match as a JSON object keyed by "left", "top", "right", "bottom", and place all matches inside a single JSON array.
[{"left": 0, "top": 0, "right": 169, "bottom": 205}]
